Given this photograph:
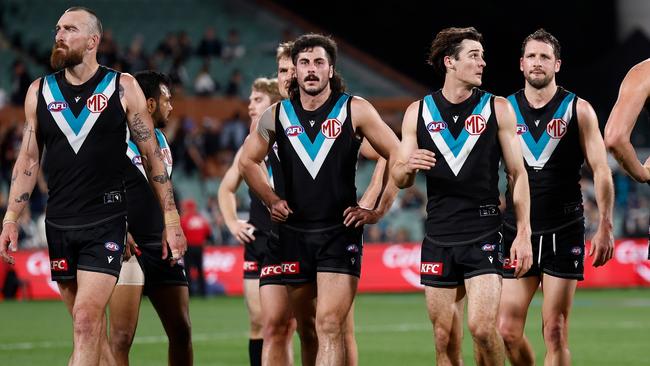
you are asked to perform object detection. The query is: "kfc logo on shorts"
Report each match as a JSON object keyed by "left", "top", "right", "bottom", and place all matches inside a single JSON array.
[
  {"left": 243, "top": 261, "right": 258, "bottom": 272},
  {"left": 87, "top": 93, "right": 108, "bottom": 113},
  {"left": 465, "top": 114, "right": 486, "bottom": 135},
  {"left": 104, "top": 242, "right": 120, "bottom": 252},
  {"left": 481, "top": 244, "right": 496, "bottom": 252},
  {"left": 503, "top": 258, "right": 517, "bottom": 269},
  {"left": 47, "top": 101, "right": 68, "bottom": 112},
  {"left": 571, "top": 246, "right": 582, "bottom": 256},
  {"left": 420, "top": 262, "right": 443, "bottom": 275},
  {"left": 260, "top": 265, "right": 282, "bottom": 278},
  {"left": 516, "top": 124, "right": 528, "bottom": 135},
  {"left": 427, "top": 121, "right": 447, "bottom": 133},
  {"left": 50, "top": 258, "right": 69, "bottom": 272},
  {"left": 321, "top": 118, "right": 342, "bottom": 139},
  {"left": 346, "top": 244, "right": 360, "bottom": 253},
  {"left": 282, "top": 262, "right": 300, "bottom": 274},
  {"left": 285, "top": 125, "right": 304, "bottom": 137},
  {"left": 546, "top": 118, "right": 567, "bottom": 139}
]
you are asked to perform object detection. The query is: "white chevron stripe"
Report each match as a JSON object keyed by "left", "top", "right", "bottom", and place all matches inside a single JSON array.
[
  {"left": 278, "top": 102, "right": 348, "bottom": 179},
  {"left": 520, "top": 99, "right": 574, "bottom": 169},
  {"left": 422, "top": 100, "right": 492, "bottom": 176},
  {"left": 42, "top": 76, "right": 117, "bottom": 154}
]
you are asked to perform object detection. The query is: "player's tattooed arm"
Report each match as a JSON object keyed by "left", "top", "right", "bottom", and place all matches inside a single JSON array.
[
  {"left": 119, "top": 84, "right": 125, "bottom": 99},
  {"left": 152, "top": 172, "right": 170, "bottom": 184},
  {"left": 130, "top": 113, "right": 152, "bottom": 142},
  {"left": 4, "top": 79, "right": 42, "bottom": 220}
]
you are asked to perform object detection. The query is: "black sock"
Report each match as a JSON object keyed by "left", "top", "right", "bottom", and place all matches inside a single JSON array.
[{"left": 249, "top": 338, "right": 263, "bottom": 366}]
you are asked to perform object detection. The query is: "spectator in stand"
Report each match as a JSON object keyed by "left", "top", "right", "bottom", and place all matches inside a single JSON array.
[
  {"left": 168, "top": 56, "right": 189, "bottom": 93},
  {"left": 10, "top": 60, "right": 31, "bottom": 106},
  {"left": 181, "top": 199, "right": 212, "bottom": 297},
  {"left": 220, "top": 110, "right": 247, "bottom": 152},
  {"left": 222, "top": 29, "right": 245, "bottom": 62},
  {"left": 97, "top": 28, "right": 119, "bottom": 66},
  {"left": 123, "top": 35, "right": 148, "bottom": 73},
  {"left": 157, "top": 32, "right": 179, "bottom": 59},
  {"left": 178, "top": 31, "right": 193, "bottom": 62},
  {"left": 225, "top": 69, "right": 243, "bottom": 97},
  {"left": 196, "top": 27, "right": 223, "bottom": 58},
  {"left": 194, "top": 60, "right": 218, "bottom": 96}
]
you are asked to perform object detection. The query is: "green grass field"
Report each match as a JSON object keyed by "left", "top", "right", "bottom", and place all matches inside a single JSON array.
[{"left": 0, "top": 289, "right": 648, "bottom": 365}]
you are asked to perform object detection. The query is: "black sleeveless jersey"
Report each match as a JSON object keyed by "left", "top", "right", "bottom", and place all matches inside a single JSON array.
[
  {"left": 125, "top": 129, "right": 173, "bottom": 244},
  {"left": 504, "top": 88, "right": 583, "bottom": 233},
  {"left": 247, "top": 147, "right": 280, "bottom": 233},
  {"left": 36, "top": 66, "right": 127, "bottom": 226},
  {"left": 274, "top": 92, "right": 360, "bottom": 229},
  {"left": 417, "top": 89, "right": 501, "bottom": 244}
]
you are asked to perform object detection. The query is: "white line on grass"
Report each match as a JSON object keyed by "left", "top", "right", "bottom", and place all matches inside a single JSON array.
[{"left": 1, "top": 321, "right": 648, "bottom": 351}]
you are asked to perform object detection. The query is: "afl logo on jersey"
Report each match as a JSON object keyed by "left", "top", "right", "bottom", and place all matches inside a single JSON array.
[
  {"left": 321, "top": 118, "right": 342, "bottom": 139},
  {"left": 516, "top": 124, "right": 528, "bottom": 135},
  {"left": 131, "top": 155, "right": 142, "bottom": 165},
  {"left": 546, "top": 118, "right": 567, "bottom": 139},
  {"left": 47, "top": 101, "right": 68, "bottom": 112},
  {"left": 104, "top": 242, "right": 120, "bottom": 252},
  {"left": 427, "top": 121, "right": 447, "bottom": 133},
  {"left": 87, "top": 93, "right": 108, "bottom": 113},
  {"left": 464, "top": 114, "right": 486, "bottom": 135},
  {"left": 285, "top": 125, "right": 304, "bottom": 137}
]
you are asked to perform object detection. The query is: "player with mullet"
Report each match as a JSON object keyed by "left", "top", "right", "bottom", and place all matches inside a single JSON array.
[
  {"left": 239, "top": 33, "right": 399, "bottom": 365},
  {"left": 392, "top": 27, "right": 532, "bottom": 366}
]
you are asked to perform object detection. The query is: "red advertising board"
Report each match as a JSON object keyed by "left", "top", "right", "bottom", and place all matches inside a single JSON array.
[{"left": 1, "top": 240, "right": 649, "bottom": 300}]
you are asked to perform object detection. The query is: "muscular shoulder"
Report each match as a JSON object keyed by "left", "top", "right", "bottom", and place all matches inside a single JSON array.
[
  {"left": 622, "top": 59, "right": 650, "bottom": 95},
  {"left": 118, "top": 72, "right": 137, "bottom": 91},
  {"left": 576, "top": 97, "right": 597, "bottom": 128},
  {"left": 24, "top": 78, "right": 42, "bottom": 114},
  {"left": 493, "top": 95, "right": 514, "bottom": 115}
]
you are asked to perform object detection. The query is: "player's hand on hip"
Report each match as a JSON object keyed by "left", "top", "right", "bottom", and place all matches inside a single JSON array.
[
  {"left": 343, "top": 206, "right": 380, "bottom": 227},
  {"left": 589, "top": 226, "right": 614, "bottom": 267},
  {"left": 233, "top": 220, "right": 256, "bottom": 244},
  {"left": 510, "top": 235, "right": 532, "bottom": 278},
  {"left": 270, "top": 199, "right": 292, "bottom": 223},
  {"left": 407, "top": 149, "right": 436, "bottom": 173},
  {"left": 163, "top": 225, "right": 187, "bottom": 265},
  {"left": 0, "top": 222, "right": 18, "bottom": 265}
]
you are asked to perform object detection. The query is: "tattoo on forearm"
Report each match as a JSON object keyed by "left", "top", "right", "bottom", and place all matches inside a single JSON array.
[
  {"left": 153, "top": 172, "right": 170, "bottom": 184},
  {"left": 23, "top": 124, "right": 35, "bottom": 150},
  {"left": 23, "top": 170, "right": 32, "bottom": 177},
  {"left": 130, "top": 113, "right": 152, "bottom": 142},
  {"left": 11, "top": 174, "right": 17, "bottom": 183},
  {"left": 119, "top": 84, "right": 124, "bottom": 99},
  {"left": 163, "top": 188, "right": 176, "bottom": 211},
  {"left": 15, "top": 193, "right": 30, "bottom": 203}
]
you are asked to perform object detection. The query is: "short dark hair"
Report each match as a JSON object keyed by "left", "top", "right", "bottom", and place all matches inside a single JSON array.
[
  {"left": 291, "top": 33, "right": 337, "bottom": 66},
  {"left": 64, "top": 6, "right": 103, "bottom": 36},
  {"left": 427, "top": 27, "right": 483, "bottom": 75},
  {"left": 133, "top": 71, "right": 171, "bottom": 100},
  {"left": 521, "top": 28, "right": 561, "bottom": 60}
]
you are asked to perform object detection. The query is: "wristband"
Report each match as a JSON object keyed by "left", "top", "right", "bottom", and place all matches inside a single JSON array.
[
  {"left": 164, "top": 211, "right": 181, "bottom": 227},
  {"left": 2, "top": 211, "right": 18, "bottom": 226}
]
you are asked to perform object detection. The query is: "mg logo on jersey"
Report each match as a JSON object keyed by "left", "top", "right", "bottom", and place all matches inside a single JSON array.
[
  {"left": 282, "top": 262, "right": 300, "bottom": 274},
  {"left": 464, "top": 114, "right": 486, "bottom": 135},
  {"left": 47, "top": 101, "right": 68, "bottom": 112},
  {"left": 87, "top": 93, "right": 108, "bottom": 113},
  {"left": 546, "top": 118, "right": 567, "bottom": 139},
  {"left": 260, "top": 265, "right": 282, "bottom": 277},
  {"left": 516, "top": 124, "right": 528, "bottom": 135},
  {"left": 243, "top": 261, "right": 258, "bottom": 272},
  {"left": 427, "top": 121, "right": 448, "bottom": 133},
  {"left": 285, "top": 125, "right": 304, "bottom": 137},
  {"left": 321, "top": 118, "right": 342, "bottom": 139},
  {"left": 50, "top": 258, "right": 68, "bottom": 272},
  {"left": 420, "top": 262, "right": 443, "bottom": 275}
]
